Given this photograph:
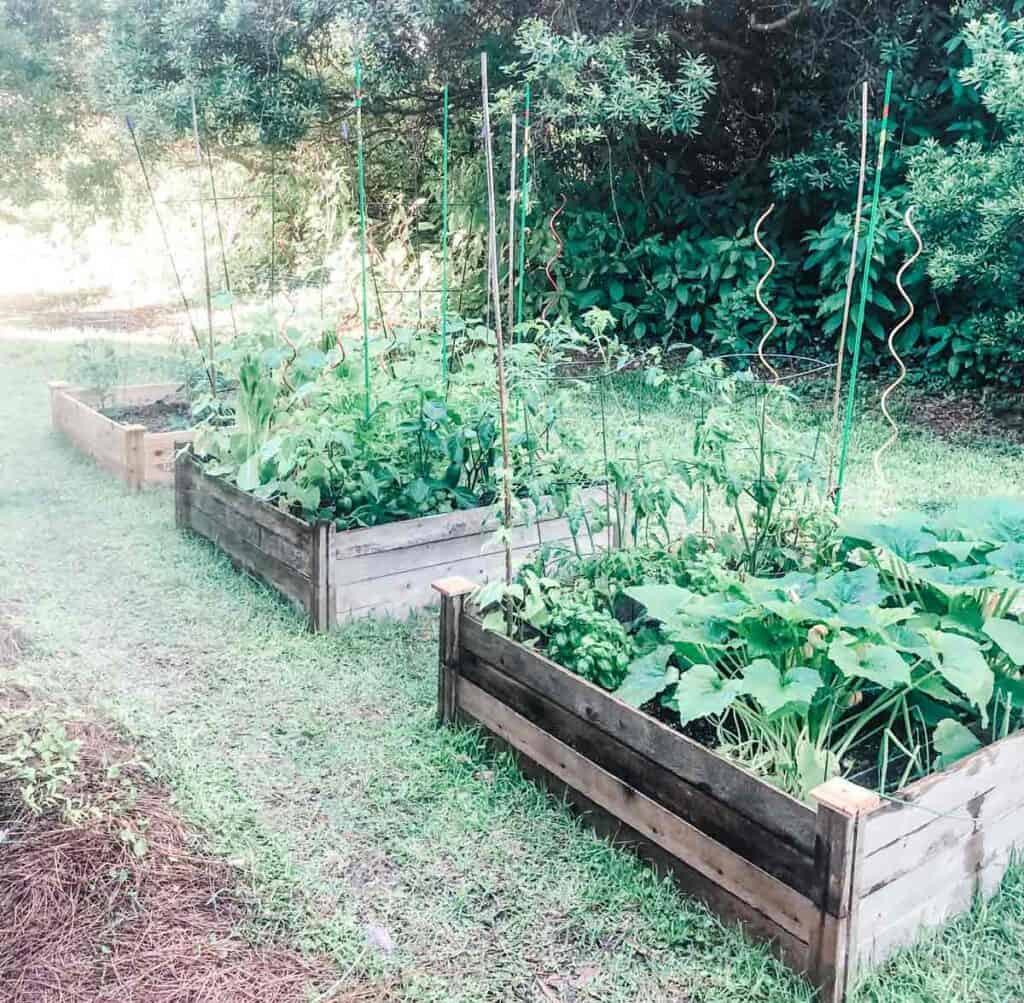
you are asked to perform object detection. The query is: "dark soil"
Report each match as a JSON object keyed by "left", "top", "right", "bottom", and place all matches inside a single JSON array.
[
  {"left": 904, "top": 390, "right": 1024, "bottom": 445},
  {"left": 102, "top": 398, "right": 192, "bottom": 432}
]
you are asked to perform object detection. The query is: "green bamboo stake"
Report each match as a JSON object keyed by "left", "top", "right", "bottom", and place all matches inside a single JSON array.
[
  {"left": 440, "top": 83, "right": 450, "bottom": 380},
  {"left": 515, "top": 83, "right": 531, "bottom": 329},
  {"left": 835, "top": 69, "right": 894, "bottom": 513},
  {"left": 355, "top": 59, "right": 371, "bottom": 419}
]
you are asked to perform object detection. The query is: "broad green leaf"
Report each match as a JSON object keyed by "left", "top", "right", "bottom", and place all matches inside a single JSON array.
[
  {"left": 923, "top": 629, "right": 995, "bottom": 721},
  {"left": 987, "top": 542, "right": 1024, "bottom": 580},
  {"left": 815, "top": 567, "right": 889, "bottom": 609},
  {"left": 933, "top": 719, "right": 982, "bottom": 770},
  {"left": 670, "top": 664, "right": 737, "bottom": 726},
  {"left": 733, "top": 659, "right": 823, "bottom": 716},
  {"left": 828, "top": 639, "right": 912, "bottom": 688},
  {"left": 613, "top": 646, "right": 677, "bottom": 708},
  {"left": 983, "top": 618, "right": 1024, "bottom": 666},
  {"left": 841, "top": 516, "right": 935, "bottom": 561},
  {"left": 236, "top": 454, "right": 262, "bottom": 492},
  {"left": 625, "top": 584, "right": 695, "bottom": 624}
]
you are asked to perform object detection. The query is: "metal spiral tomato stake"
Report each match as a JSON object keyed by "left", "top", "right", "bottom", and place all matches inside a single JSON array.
[
  {"left": 753, "top": 203, "right": 779, "bottom": 382},
  {"left": 872, "top": 206, "right": 922, "bottom": 481},
  {"left": 540, "top": 194, "right": 566, "bottom": 322}
]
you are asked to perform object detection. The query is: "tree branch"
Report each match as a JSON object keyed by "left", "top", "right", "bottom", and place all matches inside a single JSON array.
[{"left": 749, "top": 2, "right": 809, "bottom": 34}]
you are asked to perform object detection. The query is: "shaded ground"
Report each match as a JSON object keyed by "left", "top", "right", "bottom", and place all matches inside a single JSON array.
[
  {"left": 2, "top": 333, "right": 1024, "bottom": 1003},
  {"left": 0, "top": 687, "right": 355, "bottom": 1003}
]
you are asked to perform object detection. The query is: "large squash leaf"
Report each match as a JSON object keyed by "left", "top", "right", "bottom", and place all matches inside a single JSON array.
[
  {"left": 733, "top": 659, "right": 823, "bottom": 716},
  {"left": 841, "top": 515, "right": 935, "bottom": 561},
  {"left": 624, "top": 585, "right": 695, "bottom": 625},
  {"left": 933, "top": 719, "right": 982, "bottom": 771},
  {"left": 613, "top": 646, "right": 677, "bottom": 708},
  {"left": 814, "top": 567, "right": 889, "bottom": 609},
  {"left": 828, "top": 638, "right": 912, "bottom": 688},
  {"left": 670, "top": 664, "right": 737, "bottom": 726},
  {"left": 923, "top": 629, "right": 995, "bottom": 722},
  {"left": 988, "top": 542, "right": 1024, "bottom": 581},
  {"left": 984, "top": 618, "right": 1024, "bottom": 667}
]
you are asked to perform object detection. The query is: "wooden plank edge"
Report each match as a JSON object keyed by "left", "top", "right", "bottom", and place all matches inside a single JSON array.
[{"left": 455, "top": 674, "right": 820, "bottom": 944}]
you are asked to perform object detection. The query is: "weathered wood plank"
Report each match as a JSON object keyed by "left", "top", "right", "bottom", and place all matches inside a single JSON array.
[
  {"left": 806, "top": 780, "right": 880, "bottom": 1003},
  {"left": 335, "top": 542, "right": 541, "bottom": 620},
  {"left": 459, "top": 614, "right": 818, "bottom": 854},
  {"left": 459, "top": 651, "right": 821, "bottom": 897},
  {"left": 460, "top": 701, "right": 813, "bottom": 974},
  {"left": 182, "top": 455, "right": 312, "bottom": 545},
  {"left": 861, "top": 728, "right": 1024, "bottom": 858},
  {"left": 332, "top": 515, "right": 582, "bottom": 586},
  {"left": 456, "top": 674, "right": 820, "bottom": 945},
  {"left": 50, "top": 382, "right": 196, "bottom": 488},
  {"left": 185, "top": 505, "right": 312, "bottom": 613},
  {"left": 330, "top": 486, "right": 612, "bottom": 562}
]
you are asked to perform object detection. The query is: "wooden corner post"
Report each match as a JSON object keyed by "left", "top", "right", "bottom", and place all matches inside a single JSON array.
[
  {"left": 310, "top": 523, "right": 334, "bottom": 633},
  {"left": 123, "top": 424, "right": 146, "bottom": 492},
  {"left": 174, "top": 442, "right": 192, "bottom": 529},
  {"left": 808, "top": 777, "right": 881, "bottom": 1002},
  {"left": 432, "top": 577, "right": 476, "bottom": 724}
]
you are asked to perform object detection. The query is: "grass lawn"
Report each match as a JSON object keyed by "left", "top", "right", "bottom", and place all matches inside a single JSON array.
[{"left": 2, "top": 332, "right": 1023, "bottom": 1002}]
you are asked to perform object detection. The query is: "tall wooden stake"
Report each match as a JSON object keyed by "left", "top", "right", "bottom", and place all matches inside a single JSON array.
[
  {"left": 481, "top": 52, "right": 514, "bottom": 586},
  {"left": 190, "top": 90, "right": 217, "bottom": 395},
  {"left": 355, "top": 59, "right": 372, "bottom": 419},
  {"left": 507, "top": 113, "right": 518, "bottom": 340}
]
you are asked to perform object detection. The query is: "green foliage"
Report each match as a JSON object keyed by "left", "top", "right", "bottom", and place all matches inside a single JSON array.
[
  {"left": 545, "top": 587, "right": 637, "bottom": 690},
  {"left": 524, "top": 494, "right": 1024, "bottom": 800},
  {"left": 67, "top": 340, "right": 122, "bottom": 409},
  {"left": 195, "top": 318, "right": 587, "bottom": 528},
  {"left": 501, "top": 19, "right": 714, "bottom": 146}
]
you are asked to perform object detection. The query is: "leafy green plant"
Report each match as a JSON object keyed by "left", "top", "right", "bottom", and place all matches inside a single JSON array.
[
  {"left": 68, "top": 340, "right": 122, "bottom": 411},
  {"left": 511, "top": 495, "right": 1024, "bottom": 801},
  {"left": 194, "top": 318, "right": 589, "bottom": 529}
]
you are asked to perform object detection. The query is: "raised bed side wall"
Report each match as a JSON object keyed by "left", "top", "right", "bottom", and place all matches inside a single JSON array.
[
  {"left": 177, "top": 449, "right": 611, "bottom": 629},
  {"left": 854, "top": 726, "right": 1024, "bottom": 970},
  {"left": 175, "top": 449, "right": 330, "bottom": 626},
  {"left": 433, "top": 579, "right": 1024, "bottom": 1001},
  {"left": 49, "top": 381, "right": 195, "bottom": 488}
]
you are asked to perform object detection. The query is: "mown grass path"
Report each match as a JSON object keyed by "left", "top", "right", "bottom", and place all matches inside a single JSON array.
[{"left": 2, "top": 336, "right": 1023, "bottom": 1003}]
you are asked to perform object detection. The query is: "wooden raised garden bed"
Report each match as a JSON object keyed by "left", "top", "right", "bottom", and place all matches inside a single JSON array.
[
  {"left": 433, "top": 578, "right": 1024, "bottom": 1002},
  {"left": 48, "top": 381, "right": 195, "bottom": 490},
  {"left": 175, "top": 448, "right": 611, "bottom": 629}
]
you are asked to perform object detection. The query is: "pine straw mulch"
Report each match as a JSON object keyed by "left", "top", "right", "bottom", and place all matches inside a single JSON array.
[{"left": 0, "top": 687, "right": 394, "bottom": 1003}]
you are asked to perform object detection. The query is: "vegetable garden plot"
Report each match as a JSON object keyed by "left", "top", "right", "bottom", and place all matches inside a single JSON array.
[
  {"left": 48, "top": 381, "right": 195, "bottom": 489},
  {"left": 176, "top": 448, "right": 611, "bottom": 627},
  {"left": 434, "top": 578, "right": 1024, "bottom": 1003}
]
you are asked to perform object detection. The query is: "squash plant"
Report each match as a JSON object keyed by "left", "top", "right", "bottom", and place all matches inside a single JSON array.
[{"left": 484, "top": 496, "right": 1024, "bottom": 801}]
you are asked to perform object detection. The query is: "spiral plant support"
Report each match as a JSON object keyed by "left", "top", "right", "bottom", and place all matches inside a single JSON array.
[
  {"left": 541, "top": 193, "right": 567, "bottom": 322},
  {"left": 753, "top": 203, "right": 779, "bottom": 382},
  {"left": 872, "top": 206, "right": 923, "bottom": 481}
]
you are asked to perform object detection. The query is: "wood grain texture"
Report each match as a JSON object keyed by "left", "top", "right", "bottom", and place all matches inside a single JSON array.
[
  {"left": 459, "top": 651, "right": 821, "bottom": 897},
  {"left": 456, "top": 674, "right": 820, "bottom": 945},
  {"left": 459, "top": 613, "right": 818, "bottom": 853},
  {"left": 49, "top": 382, "right": 196, "bottom": 488}
]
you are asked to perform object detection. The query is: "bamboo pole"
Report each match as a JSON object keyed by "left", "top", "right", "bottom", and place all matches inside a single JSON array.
[
  {"left": 190, "top": 90, "right": 217, "bottom": 395},
  {"left": 355, "top": 59, "right": 372, "bottom": 419},
  {"left": 481, "top": 52, "right": 514, "bottom": 586},
  {"left": 440, "top": 83, "right": 450, "bottom": 380},
  {"left": 507, "top": 113, "right": 518, "bottom": 340},
  {"left": 827, "top": 82, "right": 870, "bottom": 498},
  {"left": 516, "top": 84, "right": 531, "bottom": 328},
  {"left": 835, "top": 70, "right": 894, "bottom": 512}
]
